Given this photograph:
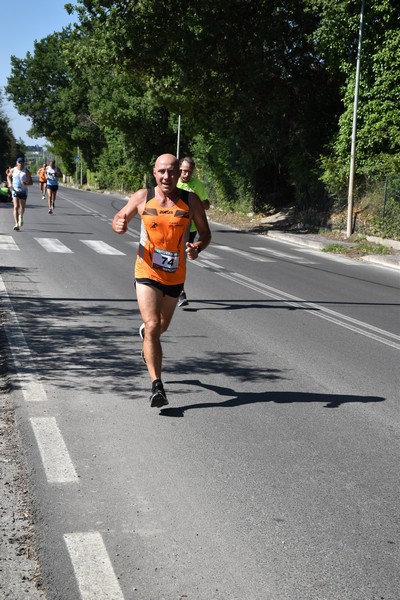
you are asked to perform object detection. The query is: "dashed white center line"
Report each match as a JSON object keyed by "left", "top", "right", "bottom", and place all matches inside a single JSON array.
[
  {"left": 212, "top": 244, "right": 273, "bottom": 262},
  {"left": 192, "top": 258, "right": 225, "bottom": 269},
  {"left": 196, "top": 250, "right": 221, "bottom": 259},
  {"left": 64, "top": 531, "right": 125, "bottom": 600},
  {"left": 250, "top": 246, "right": 316, "bottom": 263},
  {"left": 30, "top": 417, "right": 78, "bottom": 483}
]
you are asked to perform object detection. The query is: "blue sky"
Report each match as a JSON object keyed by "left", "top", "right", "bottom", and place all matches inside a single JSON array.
[{"left": 0, "top": 1, "right": 78, "bottom": 145}]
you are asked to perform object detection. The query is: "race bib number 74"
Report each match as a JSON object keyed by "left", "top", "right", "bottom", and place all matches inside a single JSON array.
[{"left": 152, "top": 247, "right": 180, "bottom": 272}]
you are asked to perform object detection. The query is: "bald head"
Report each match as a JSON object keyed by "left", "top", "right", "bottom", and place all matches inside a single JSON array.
[
  {"left": 153, "top": 154, "right": 180, "bottom": 195},
  {"left": 154, "top": 154, "right": 179, "bottom": 171}
]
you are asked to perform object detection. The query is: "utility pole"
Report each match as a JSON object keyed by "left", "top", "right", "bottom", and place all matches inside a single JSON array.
[
  {"left": 346, "top": 0, "right": 365, "bottom": 238},
  {"left": 176, "top": 114, "right": 181, "bottom": 159}
]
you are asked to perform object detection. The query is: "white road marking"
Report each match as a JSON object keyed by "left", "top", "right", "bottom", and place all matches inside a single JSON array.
[
  {"left": 30, "top": 417, "right": 78, "bottom": 483},
  {"left": 0, "top": 276, "right": 48, "bottom": 402},
  {"left": 0, "top": 235, "right": 19, "bottom": 250},
  {"left": 127, "top": 241, "right": 220, "bottom": 256},
  {"left": 195, "top": 250, "right": 221, "bottom": 259},
  {"left": 63, "top": 196, "right": 140, "bottom": 238},
  {"left": 192, "top": 258, "right": 226, "bottom": 270},
  {"left": 64, "top": 531, "right": 125, "bottom": 600},
  {"left": 35, "top": 238, "right": 74, "bottom": 253},
  {"left": 125, "top": 228, "right": 140, "bottom": 239},
  {"left": 212, "top": 244, "right": 273, "bottom": 262},
  {"left": 63, "top": 197, "right": 93, "bottom": 214},
  {"left": 264, "top": 236, "right": 362, "bottom": 265},
  {"left": 250, "top": 246, "right": 316, "bottom": 264},
  {"left": 80, "top": 240, "right": 125, "bottom": 255},
  {"left": 216, "top": 271, "right": 400, "bottom": 350},
  {"left": 282, "top": 245, "right": 359, "bottom": 265},
  {"left": 127, "top": 241, "right": 221, "bottom": 261}
]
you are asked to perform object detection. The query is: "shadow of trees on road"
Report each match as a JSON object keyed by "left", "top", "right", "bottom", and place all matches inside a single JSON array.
[
  {"left": 1, "top": 267, "right": 283, "bottom": 396},
  {"left": 0, "top": 267, "right": 387, "bottom": 410}
]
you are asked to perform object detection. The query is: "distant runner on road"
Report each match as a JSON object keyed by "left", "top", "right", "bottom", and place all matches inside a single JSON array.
[
  {"left": 37, "top": 163, "right": 47, "bottom": 200},
  {"left": 7, "top": 157, "right": 33, "bottom": 230},
  {"left": 46, "top": 160, "right": 62, "bottom": 214}
]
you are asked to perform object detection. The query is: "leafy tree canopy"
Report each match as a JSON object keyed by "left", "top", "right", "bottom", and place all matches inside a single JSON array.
[
  {"left": 306, "top": 0, "right": 400, "bottom": 198},
  {"left": 0, "top": 91, "right": 20, "bottom": 177},
  {"left": 5, "top": 0, "right": 400, "bottom": 221}
]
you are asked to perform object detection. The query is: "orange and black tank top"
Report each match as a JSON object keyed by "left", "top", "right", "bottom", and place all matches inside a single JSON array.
[{"left": 135, "top": 188, "right": 190, "bottom": 285}]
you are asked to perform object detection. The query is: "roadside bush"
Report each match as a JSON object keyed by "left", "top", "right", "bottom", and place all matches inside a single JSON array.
[
  {"left": 325, "top": 176, "right": 400, "bottom": 240},
  {"left": 367, "top": 198, "right": 400, "bottom": 240}
]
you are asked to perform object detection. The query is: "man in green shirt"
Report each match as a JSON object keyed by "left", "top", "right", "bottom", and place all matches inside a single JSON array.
[{"left": 177, "top": 156, "right": 210, "bottom": 306}]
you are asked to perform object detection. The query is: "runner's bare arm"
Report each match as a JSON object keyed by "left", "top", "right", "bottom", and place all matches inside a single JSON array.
[
  {"left": 24, "top": 170, "right": 33, "bottom": 185},
  {"left": 112, "top": 188, "right": 147, "bottom": 234}
]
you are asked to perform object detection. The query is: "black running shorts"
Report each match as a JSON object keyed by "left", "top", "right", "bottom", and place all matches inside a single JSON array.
[{"left": 135, "top": 278, "right": 184, "bottom": 298}]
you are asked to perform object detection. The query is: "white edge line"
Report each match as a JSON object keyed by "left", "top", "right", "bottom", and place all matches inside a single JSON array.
[
  {"left": 30, "top": 417, "right": 78, "bottom": 483},
  {"left": 0, "top": 275, "right": 48, "bottom": 401},
  {"left": 64, "top": 531, "right": 125, "bottom": 600}
]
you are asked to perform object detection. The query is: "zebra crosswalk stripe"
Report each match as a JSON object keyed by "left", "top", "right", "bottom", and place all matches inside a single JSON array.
[
  {"left": 0, "top": 235, "right": 19, "bottom": 250},
  {"left": 35, "top": 238, "right": 74, "bottom": 253},
  {"left": 80, "top": 240, "right": 126, "bottom": 255}
]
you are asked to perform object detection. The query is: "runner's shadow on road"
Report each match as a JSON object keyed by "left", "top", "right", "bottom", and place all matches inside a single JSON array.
[
  {"left": 180, "top": 300, "right": 315, "bottom": 312},
  {"left": 160, "top": 379, "right": 385, "bottom": 417}
]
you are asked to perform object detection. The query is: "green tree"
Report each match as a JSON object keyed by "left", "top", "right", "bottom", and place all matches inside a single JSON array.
[
  {"left": 6, "top": 0, "right": 356, "bottom": 215},
  {"left": 0, "top": 92, "right": 19, "bottom": 178},
  {"left": 307, "top": 0, "right": 400, "bottom": 202},
  {"left": 5, "top": 28, "right": 104, "bottom": 175},
  {"left": 66, "top": 0, "right": 340, "bottom": 210}
]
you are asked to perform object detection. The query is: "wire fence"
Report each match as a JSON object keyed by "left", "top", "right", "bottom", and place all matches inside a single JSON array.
[
  {"left": 354, "top": 175, "right": 400, "bottom": 240},
  {"left": 383, "top": 174, "right": 400, "bottom": 218}
]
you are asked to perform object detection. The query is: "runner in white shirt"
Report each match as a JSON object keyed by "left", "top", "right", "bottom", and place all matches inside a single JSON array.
[
  {"left": 7, "top": 157, "right": 33, "bottom": 230},
  {"left": 46, "top": 159, "right": 62, "bottom": 213}
]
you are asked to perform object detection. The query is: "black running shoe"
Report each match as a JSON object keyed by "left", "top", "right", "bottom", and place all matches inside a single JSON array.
[
  {"left": 178, "top": 291, "right": 189, "bottom": 307},
  {"left": 149, "top": 382, "right": 169, "bottom": 408}
]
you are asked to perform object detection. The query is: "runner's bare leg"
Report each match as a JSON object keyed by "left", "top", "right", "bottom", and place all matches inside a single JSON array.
[{"left": 136, "top": 283, "right": 178, "bottom": 382}]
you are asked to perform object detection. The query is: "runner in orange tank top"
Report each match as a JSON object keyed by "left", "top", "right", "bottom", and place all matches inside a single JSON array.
[
  {"left": 37, "top": 163, "right": 47, "bottom": 200},
  {"left": 112, "top": 153, "right": 211, "bottom": 408},
  {"left": 135, "top": 188, "right": 191, "bottom": 286}
]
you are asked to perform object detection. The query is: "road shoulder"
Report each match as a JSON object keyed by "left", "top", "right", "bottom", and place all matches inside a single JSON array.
[
  {"left": 0, "top": 311, "right": 45, "bottom": 599},
  {"left": 207, "top": 208, "right": 400, "bottom": 270}
]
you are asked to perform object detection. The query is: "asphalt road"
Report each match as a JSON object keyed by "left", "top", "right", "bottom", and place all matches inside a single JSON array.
[{"left": 0, "top": 183, "right": 399, "bottom": 600}]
